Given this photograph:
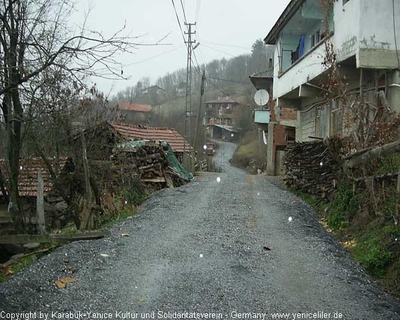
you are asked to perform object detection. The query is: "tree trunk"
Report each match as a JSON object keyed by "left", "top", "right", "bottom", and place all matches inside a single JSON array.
[
  {"left": 2, "top": 4, "right": 26, "bottom": 233},
  {"left": 6, "top": 88, "right": 25, "bottom": 233}
]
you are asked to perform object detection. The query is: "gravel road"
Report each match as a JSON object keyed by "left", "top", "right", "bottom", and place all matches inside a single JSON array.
[{"left": 1, "top": 141, "right": 400, "bottom": 319}]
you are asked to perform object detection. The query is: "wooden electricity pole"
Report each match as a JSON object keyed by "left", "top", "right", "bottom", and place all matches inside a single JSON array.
[{"left": 194, "top": 70, "right": 206, "bottom": 153}]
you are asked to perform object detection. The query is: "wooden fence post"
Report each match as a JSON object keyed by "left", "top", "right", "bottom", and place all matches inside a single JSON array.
[{"left": 37, "top": 171, "right": 46, "bottom": 234}]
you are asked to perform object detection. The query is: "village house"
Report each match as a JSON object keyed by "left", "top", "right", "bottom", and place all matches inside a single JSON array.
[
  {"left": 204, "top": 96, "right": 241, "bottom": 141},
  {"left": 264, "top": 0, "right": 400, "bottom": 144},
  {"left": 116, "top": 102, "right": 153, "bottom": 125},
  {"left": 141, "top": 85, "right": 165, "bottom": 96}
]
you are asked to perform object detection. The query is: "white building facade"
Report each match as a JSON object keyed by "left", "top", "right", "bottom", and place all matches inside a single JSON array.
[{"left": 265, "top": 0, "right": 400, "bottom": 142}]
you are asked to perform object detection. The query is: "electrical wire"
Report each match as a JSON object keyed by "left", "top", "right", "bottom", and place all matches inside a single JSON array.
[
  {"left": 180, "top": 0, "right": 188, "bottom": 25},
  {"left": 171, "top": 0, "right": 187, "bottom": 45},
  {"left": 192, "top": 51, "right": 203, "bottom": 76},
  {"left": 206, "top": 78, "right": 230, "bottom": 97},
  {"left": 202, "top": 40, "right": 250, "bottom": 50},
  {"left": 126, "top": 46, "right": 184, "bottom": 66},
  {"left": 201, "top": 43, "right": 238, "bottom": 57},
  {"left": 393, "top": 0, "right": 400, "bottom": 70}
]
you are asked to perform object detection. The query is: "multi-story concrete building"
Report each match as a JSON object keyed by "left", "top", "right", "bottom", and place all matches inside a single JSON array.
[{"left": 264, "top": 0, "right": 400, "bottom": 142}]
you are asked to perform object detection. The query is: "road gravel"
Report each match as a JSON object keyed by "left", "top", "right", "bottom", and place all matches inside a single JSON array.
[{"left": 1, "top": 141, "right": 400, "bottom": 319}]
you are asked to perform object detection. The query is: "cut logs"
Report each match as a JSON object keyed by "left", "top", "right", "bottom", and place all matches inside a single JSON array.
[
  {"left": 111, "top": 141, "right": 192, "bottom": 189},
  {"left": 284, "top": 140, "right": 341, "bottom": 198}
]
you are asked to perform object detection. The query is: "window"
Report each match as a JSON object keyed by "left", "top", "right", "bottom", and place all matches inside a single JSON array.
[
  {"left": 310, "top": 31, "right": 321, "bottom": 48},
  {"left": 343, "top": 0, "right": 350, "bottom": 4}
]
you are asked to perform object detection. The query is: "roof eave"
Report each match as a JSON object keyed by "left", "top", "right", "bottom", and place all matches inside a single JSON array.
[{"left": 264, "top": 0, "right": 305, "bottom": 45}]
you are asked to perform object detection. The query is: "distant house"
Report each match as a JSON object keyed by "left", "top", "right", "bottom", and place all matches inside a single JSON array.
[
  {"left": 264, "top": 0, "right": 400, "bottom": 143},
  {"left": 204, "top": 96, "right": 241, "bottom": 141},
  {"left": 116, "top": 102, "right": 152, "bottom": 125},
  {"left": 204, "top": 96, "right": 238, "bottom": 126},
  {"left": 141, "top": 85, "right": 165, "bottom": 96}
]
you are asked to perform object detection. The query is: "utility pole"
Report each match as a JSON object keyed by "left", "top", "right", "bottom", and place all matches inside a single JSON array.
[
  {"left": 183, "top": 22, "right": 196, "bottom": 171},
  {"left": 194, "top": 70, "right": 206, "bottom": 153}
]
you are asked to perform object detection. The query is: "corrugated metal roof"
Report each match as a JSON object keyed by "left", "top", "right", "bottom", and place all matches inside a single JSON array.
[
  {"left": 213, "top": 124, "right": 240, "bottom": 133},
  {"left": 109, "top": 122, "right": 193, "bottom": 153},
  {"left": 117, "top": 102, "right": 152, "bottom": 112},
  {"left": 0, "top": 157, "right": 69, "bottom": 197},
  {"left": 204, "top": 96, "right": 239, "bottom": 105}
]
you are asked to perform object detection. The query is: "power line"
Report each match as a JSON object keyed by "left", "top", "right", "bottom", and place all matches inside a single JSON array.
[
  {"left": 180, "top": 0, "right": 188, "bottom": 25},
  {"left": 192, "top": 51, "right": 203, "bottom": 76},
  {"left": 126, "top": 46, "right": 184, "bottom": 66},
  {"left": 171, "top": 0, "right": 186, "bottom": 45},
  {"left": 206, "top": 77, "right": 230, "bottom": 97},
  {"left": 201, "top": 43, "right": 239, "bottom": 58},
  {"left": 202, "top": 40, "right": 250, "bottom": 50}
]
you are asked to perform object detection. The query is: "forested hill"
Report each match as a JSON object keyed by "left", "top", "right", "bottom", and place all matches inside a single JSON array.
[{"left": 112, "top": 40, "right": 274, "bottom": 103}]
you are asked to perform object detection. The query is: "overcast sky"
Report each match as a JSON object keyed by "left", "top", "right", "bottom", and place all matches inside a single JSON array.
[{"left": 74, "top": 0, "right": 290, "bottom": 96}]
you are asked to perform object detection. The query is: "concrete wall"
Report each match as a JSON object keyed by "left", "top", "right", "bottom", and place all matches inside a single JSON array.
[
  {"left": 334, "top": 0, "right": 360, "bottom": 62},
  {"left": 358, "top": 0, "right": 400, "bottom": 69},
  {"left": 300, "top": 106, "right": 317, "bottom": 141}
]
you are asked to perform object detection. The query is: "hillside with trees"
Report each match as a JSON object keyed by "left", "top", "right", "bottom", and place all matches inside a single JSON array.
[{"left": 111, "top": 39, "right": 274, "bottom": 107}]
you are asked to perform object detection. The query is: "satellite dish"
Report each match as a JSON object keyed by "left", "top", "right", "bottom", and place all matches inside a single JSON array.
[{"left": 254, "top": 89, "right": 270, "bottom": 106}]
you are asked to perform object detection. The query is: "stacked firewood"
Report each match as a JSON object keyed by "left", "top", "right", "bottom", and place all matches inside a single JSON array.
[
  {"left": 111, "top": 142, "right": 190, "bottom": 189},
  {"left": 284, "top": 140, "right": 341, "bottom": 198}
]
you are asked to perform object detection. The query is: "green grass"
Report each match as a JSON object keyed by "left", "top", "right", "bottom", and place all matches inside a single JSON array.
[
  {"left": 351, "top": 223, "right": 400, "bottom": 278},
  {"left": 326, "top": 185, "right": 362, "bottom": 231},
  {"left": 0, "top": 243, "right": 59, "bottom": 283},
  {"left": 231, "top": 131, "right": 267, "bottom": 172},
  {"left": 0, "top": 255, "right": 37, "bottom": 283},
  {"left": 374, "top": 154, "right": 400, "bottom": 175},
  {"left": 236, "top": 139, "right": 259, "bottom": 158}
]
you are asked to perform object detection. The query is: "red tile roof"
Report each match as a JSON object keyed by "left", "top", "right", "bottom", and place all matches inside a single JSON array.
[
  {"left": 0, "top": 157, "right": 68, "bottom": 197},
  {"left": 204, "top": 96, "right": 239, "bottom": 104},
  {"left": 109, "top": 122, "right": 193, "bottom": 153},
  {"left": 117, "top": 102, "right": 152, "bottom": 112}
]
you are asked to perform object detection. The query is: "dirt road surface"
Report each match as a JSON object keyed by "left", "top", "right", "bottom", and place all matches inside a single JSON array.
[{"left": 1, "top": 141, "right": 400, "bottom": 319}]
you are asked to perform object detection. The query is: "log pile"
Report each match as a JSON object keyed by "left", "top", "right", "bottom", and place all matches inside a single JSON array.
[
  {"left": 284, "top": 140, "right": 341, "bottom": 198},
  {"left": 111, "top": 141, "right": 191, "bottom": 189}
]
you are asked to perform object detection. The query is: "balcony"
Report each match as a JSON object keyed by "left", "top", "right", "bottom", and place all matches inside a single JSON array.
[{"left": 277, "top": 0, "right": 333, "bottom": 74}]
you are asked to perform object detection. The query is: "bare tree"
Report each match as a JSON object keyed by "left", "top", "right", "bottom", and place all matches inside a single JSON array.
[{"left": 0, "top": 0, "right": 141, "bottom": 232}]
